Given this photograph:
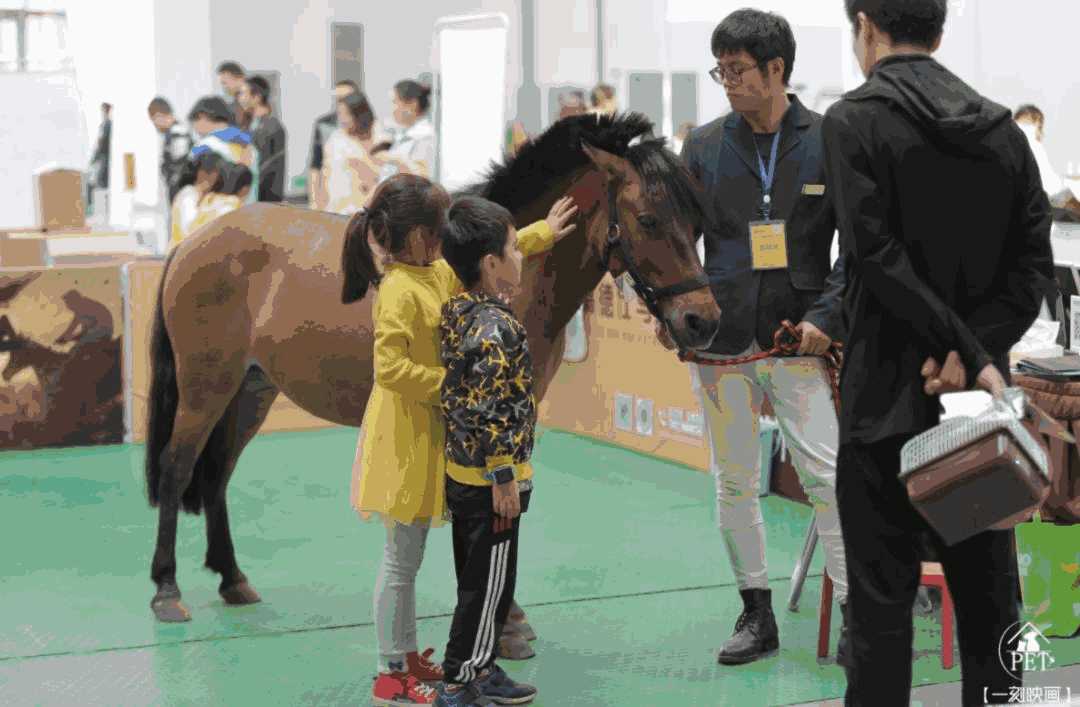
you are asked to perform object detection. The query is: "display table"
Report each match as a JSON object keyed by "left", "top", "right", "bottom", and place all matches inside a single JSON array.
[
  {"left": 539, "top": 274, "right": 809, "bottom": 502},
  {"left": 0, "top": 227, "right": 153, "bottom": 267},
  {"left": 538, "top": 274, "right": 709, "bottom": 470}
]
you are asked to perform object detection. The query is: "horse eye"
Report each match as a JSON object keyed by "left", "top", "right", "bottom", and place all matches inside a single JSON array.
[{"left": 636, "top": 214, "right": 659, "bottom": 230}]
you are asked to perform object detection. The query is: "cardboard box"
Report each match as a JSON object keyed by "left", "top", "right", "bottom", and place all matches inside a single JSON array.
[
  {"left": 33, "top": 168, "right": 85, "bottom": 231},
  {"left": 0, "top": 230, "right": 47, "bottom": 267}
]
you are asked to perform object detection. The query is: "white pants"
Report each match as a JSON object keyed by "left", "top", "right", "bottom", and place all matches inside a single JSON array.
[
  {"left": 691, "top": 346, "right": 848, "bottom": 602},
  {"left": 374, "top": 521, "right": 430, "bottom": 673}
]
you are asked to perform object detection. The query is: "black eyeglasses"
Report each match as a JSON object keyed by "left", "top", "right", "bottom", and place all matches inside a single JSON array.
[{"left": 709, "top": 63, "right": 760, "bottom": 87}]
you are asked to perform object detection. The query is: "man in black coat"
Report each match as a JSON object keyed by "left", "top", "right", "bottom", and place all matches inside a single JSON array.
[
  {"left": 672, "top": 8, "right": 850, "bottom": 667},
  {"left": 823, "top": 1, "right": 1053, "bottom": 704},
  {"left": 240, "top": 76, "right": 287, "bottom": 202}
]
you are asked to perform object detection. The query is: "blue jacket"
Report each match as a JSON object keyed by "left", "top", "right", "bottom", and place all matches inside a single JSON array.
[{"left": 682, "top": 95, "right": 845, "bottom": 355}]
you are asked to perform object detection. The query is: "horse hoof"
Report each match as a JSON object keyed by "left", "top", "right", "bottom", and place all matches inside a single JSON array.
[
  {"left": 510, "top": 619, "right": 537, "bottom": 642},
  {"left": 220, "top": 581, "right": 262, "bottom": 606},
  {"left": 151, "top": 596, "right": 192, "bottom": 623},
  {"left": 497, "top": 632, "right": 535, "bottom": 661}
]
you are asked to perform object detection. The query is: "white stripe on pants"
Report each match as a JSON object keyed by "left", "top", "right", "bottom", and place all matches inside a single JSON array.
[
  {"left": 374, "top": 521, "right": 430, "bottom": 673},
  {"left": 690, "top": 344, "right": 848, "bottom": 602},
  {"left": 458, "top": 540, "right": 510, "bottom": 683}
]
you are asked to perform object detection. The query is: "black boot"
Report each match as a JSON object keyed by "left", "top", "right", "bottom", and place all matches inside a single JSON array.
[
  {"left": 836, "top": 601, "right": 851, "bottom": 668},
  {"left": 717, "top": 588, "right": 780, "bottom": 665}
]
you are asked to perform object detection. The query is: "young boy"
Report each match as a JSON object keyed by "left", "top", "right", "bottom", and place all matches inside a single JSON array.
[{"left": 435, "top": 197, "right": 544, "bottom": 706}]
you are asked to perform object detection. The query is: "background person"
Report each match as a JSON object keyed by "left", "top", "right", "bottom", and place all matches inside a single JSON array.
[
  {"left": 824, "top": 0, "right": 1053, "bottom": 703},
  {"left": 239, "top": 76, "right": 287, "bottom": 202},
  {"left": 308, "top": 79, "right": 360, "bottom": 208},
  {"left": 673, "top": 8, "right": 849, "bottom": 667}
]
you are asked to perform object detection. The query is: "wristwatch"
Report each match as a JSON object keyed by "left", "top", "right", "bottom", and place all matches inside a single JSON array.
[{"left": 484, "top": 465, "right": 515, "bottom": 485}]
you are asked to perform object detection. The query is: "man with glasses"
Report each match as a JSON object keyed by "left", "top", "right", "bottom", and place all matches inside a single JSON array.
[{"left": 666, "top": 8, "right": 849, "bottom": 667}]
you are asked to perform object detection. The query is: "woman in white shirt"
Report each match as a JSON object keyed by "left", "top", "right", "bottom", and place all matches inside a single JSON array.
[
  {"left": 378, "top": 80, "right": 435, "bottom": 183},
  {"left": 317, "top": 91, "right": 386, "bottom": 215}
]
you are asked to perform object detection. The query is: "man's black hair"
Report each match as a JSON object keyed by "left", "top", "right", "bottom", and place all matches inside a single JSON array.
[
  {"left": 217, "top": 61, "right": 245, "bottom": 77},
  {"left": 188, "top": 96, "right": 233, "bottom": 124},
  {"left": 223, "top": 163, "right": 253, "bottom": 195},
  {"left": 1014, "top": 104, "right": 1045, "bottom": 126},
  {"left": 844, "top": 0, "right": 947, "bottom": 49},
  {"left": 246, "top": 76, "right": 271, "bottom": 106},
  {"left": 711, "top": 9, "right": 796, "bottom": 86},
  {"left": 440, "top": 197, "right": 515, "bottom": 290},
  {"left": 147, "top": 96, "right": 173, "bottom": 116}
]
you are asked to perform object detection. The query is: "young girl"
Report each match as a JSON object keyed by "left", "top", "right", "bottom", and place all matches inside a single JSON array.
[
  {"left": 169, "top": 153, "right": 249, "bottom": 248},
  {"left": 342, "top": 174, "right": 577, "bottom": 707}
]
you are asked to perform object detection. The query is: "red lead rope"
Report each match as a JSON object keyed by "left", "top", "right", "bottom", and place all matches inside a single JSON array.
[{"left": 678, "top": 320, "right": 844, "bottom": 416}]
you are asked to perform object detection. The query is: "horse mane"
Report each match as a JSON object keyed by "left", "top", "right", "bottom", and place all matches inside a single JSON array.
[{"left": 459, "top": 112, "right": 702, "bottom": 227}]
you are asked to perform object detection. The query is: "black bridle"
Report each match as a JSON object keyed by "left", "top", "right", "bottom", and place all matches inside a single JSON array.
[{"left": 599, "top": 182, "right": 711, "bottom": 326}]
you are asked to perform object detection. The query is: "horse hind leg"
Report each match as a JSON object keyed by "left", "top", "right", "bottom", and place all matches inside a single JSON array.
[
  {"left": 151, "top": 394, "right": 238, "bottom": 622},
  {"left": 199, "top": 367, "right": 279, "bottom": 606}
]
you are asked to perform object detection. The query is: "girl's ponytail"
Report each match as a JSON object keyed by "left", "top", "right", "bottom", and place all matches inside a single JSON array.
[{"left": 341, "top": 208, "right": 380, "bottom": 303}]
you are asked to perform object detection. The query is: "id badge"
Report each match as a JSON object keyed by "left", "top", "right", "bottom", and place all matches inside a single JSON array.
[{"left": 749, "top": 219, "right": 788, "bottom": 270}]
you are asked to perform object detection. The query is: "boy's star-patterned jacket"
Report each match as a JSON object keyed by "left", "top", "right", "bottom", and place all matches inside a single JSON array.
[{"left": 439, "top": 292, "right": 536, "bottom": 487}]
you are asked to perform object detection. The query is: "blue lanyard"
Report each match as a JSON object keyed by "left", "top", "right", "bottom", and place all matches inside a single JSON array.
[{"left": 754, "top": 130, "right": 781, "bottom": 219}]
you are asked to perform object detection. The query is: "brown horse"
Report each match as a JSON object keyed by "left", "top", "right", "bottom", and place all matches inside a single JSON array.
[{"left": 145, "top": 112, "right": 721, "bottom": 623}]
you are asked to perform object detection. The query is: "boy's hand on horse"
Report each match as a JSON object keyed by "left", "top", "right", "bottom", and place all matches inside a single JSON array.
[
  {"left": 493, "top": 480, "right": 521, "bottom": 533},
  {"left": 545, "top": 196, "right": 579, "bottom": 241},
  {"left": 795, "top": 321, "right": 831, "bottom": 356}
]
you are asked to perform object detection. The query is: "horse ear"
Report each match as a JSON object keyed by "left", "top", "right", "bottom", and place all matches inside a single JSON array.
[{"left": 581, "top": 141, "right": 627, "bottom": 182}]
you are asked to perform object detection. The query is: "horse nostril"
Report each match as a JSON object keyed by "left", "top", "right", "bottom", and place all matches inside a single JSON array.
[{"left": 682, "top": 313, "right": 720, "bottom": 348}]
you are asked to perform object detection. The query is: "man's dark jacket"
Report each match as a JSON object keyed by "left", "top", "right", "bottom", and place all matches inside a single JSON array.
[
  {"left": 823, "top": 55, "right": 1053, "bottom": 444},
  {"left": 251, "top": 114, "right": 287, "bottom": 202},
  {"left": 681, "top": 95, "right": 845, "bottom": 355}
]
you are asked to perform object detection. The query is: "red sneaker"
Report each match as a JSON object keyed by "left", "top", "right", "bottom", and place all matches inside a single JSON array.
[
  {"left": 406, "top": 648, "right": 445, "bottom": 683},
  {"left": 372, "top": 673, "right": 437, "bottom": 706}
]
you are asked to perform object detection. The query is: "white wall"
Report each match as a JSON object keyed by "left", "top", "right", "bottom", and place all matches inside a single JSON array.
[
  {"left": 207, "top": 0, "right": 520, "bottom": 188},
  {"left": 154, "top": 0, "right": 213, "bottom": 131},
  {"left": 537, "top": 0, "right": 596, "bottom": 86},
  {"left": 967, "top": 0, "right": 1080, "bottom": 175},
  {"left": 0, "top": 71, "right": 87, "bottom": 226},
  {"left": 66, "top": 0, "right": 161, "bottom": 217},
  {"left": 607, "top": 1, "right": 847, "bottom": 136}
]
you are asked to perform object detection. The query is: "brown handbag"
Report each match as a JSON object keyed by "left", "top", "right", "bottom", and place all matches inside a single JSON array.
[{"left": 899, "top": 388, "right": 1074, "bottom": 545}]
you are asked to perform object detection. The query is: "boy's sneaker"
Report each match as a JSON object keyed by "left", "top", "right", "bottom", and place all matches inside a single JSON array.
[
  {"left": 475, "top": 664, "right": 537, "bottom": 705},
  {"left": 406, "top": 648, "right": 445, "bottom": 683},
  {"left": 433, "top": 682, "right": 494, "bottom": 706},
  {"left": 372, "top": 673, "right": 437, "bottom": 706}
]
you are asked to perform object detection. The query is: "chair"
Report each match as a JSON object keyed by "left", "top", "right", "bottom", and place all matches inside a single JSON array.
[{"left": 817, "top": 561, "right": 954, "bottom": 669}]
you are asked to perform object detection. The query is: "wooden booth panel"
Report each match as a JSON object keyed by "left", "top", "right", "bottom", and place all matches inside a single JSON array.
[
  {"left": 538, "top": 274, "right": 710, "bottom": 471},
  {"left": 0, "top": 265, "right": 124, "bottom": 449},
  {"left": 122, "top": 260, "right": 339, "bottom": 444}
]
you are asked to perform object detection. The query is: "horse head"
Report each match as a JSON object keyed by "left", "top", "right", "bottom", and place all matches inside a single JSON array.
[{"left": 577, "top": 120, "right": 720, "bottom": 351}]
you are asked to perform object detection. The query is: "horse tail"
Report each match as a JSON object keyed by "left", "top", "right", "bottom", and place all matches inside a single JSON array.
[
  {"left": 145, "top": 247, "right": 180, "bottom": 509},
  {"left": 341, "top": 208, "right": 381, "bottom": 304}
]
